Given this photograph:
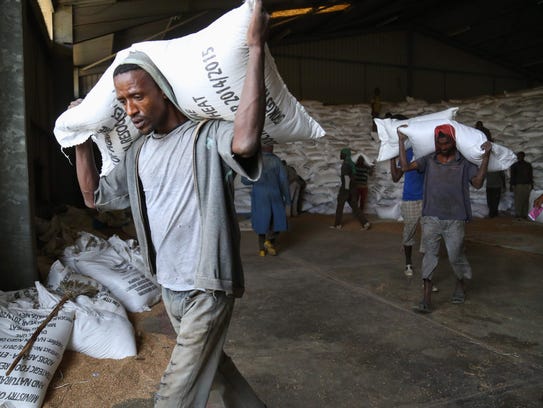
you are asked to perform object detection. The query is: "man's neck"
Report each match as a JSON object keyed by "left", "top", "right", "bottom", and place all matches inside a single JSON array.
[
  {"left": 157, "top": 109, "right": 189, "bottom": 134},
  {"left": 436, "top": 150, "right": 456, "bottom": 163}
]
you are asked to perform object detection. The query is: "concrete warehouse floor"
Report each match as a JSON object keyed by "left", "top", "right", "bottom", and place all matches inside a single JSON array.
[{"left": 43, "top": 214, "right": 543, "bottom": 408}]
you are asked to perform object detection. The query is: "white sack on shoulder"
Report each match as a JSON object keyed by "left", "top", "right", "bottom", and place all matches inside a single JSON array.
[
  {"left": 488, "top": 143, "right": 518, "bottom": 172},
  {"left": 54, "top": 1, "right": 325, "bottom": 176},
  {"left": 400, "top": 119, "right": 517, "bottom": 171},
  {"left": 375, "top": 107, "right": 458, "bottom": 162}
]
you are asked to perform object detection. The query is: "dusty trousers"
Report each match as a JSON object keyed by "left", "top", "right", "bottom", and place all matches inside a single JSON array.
[{"left": 156, "top": 288, "right": 266, "bottom": 408}]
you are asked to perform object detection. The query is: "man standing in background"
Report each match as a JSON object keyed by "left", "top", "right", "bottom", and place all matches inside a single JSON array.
[
  {"left": 475, "top": 125, "right": 506, "bottom": 218},
  {"left": 282, "top": 159, "right": 305, "bottom": 217},
  {"left": 352, "top": 155, "right": 372, "bottom": 214},
  {"left": 510, "top": 151, "right": 533, "bottom": 219},
  {"left": 331, "top": 148, "right": 371, "bottom": 230}
]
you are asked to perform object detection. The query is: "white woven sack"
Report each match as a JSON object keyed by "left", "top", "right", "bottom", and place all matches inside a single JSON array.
[
  {"left": 400, "top": 119, "right": 517, "bottom": 171},
  {"left": 375, "top": 201, "right": 401, "bottom": 220},
  {"left": 107, "top": 235, "right": 151, "bottom": 280},
  {"left": 375, "top": 107, "right": 458, "bottom": 162},
  {"left": 488, "top": 143, "right": 518, "bottom": 172},
  {"left": 0, "top": 288, "right": 38, "bottom": 310},
  {"left": 54, "top": 0, "right": 325, "bottom": 176},
  {"left": 62, "top": 244, "right": 161, "bottom": 313},
  {"left": 0, "top": 305, "right": 73, "bottom": 408},
  {"left": 36, "top": 282, "right": 136, "bottom": 360},
  {"left": 62, "top": 232, "right": 161, "bottom": 312},
  {"left": 47, "top": 260, "right": 128, "bottom": 318}
]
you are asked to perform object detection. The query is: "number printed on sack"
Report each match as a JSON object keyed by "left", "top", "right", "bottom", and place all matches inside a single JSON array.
[{"left": 202, "top": 47, "right": 239, "bottom": 112}]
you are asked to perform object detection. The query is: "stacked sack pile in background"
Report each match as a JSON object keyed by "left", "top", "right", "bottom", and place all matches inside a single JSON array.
[{"left": 235, "top": 87, "right": 543, "bottom": 219}]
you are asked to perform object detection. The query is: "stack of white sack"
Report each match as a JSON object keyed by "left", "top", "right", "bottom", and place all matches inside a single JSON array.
[
  {"left": 61, "top": 232, "right": 161, "bottom": 313},
  {"left": 241, "top": 87, "right": 543, "bottom": 217},
  {"left": 53, "top": 0, "right": 325, "bottom": 176}
]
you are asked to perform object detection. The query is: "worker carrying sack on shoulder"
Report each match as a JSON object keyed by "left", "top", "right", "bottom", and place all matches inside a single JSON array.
[{"left": 54, "top": 0, "right": 325, "bottom": 176}]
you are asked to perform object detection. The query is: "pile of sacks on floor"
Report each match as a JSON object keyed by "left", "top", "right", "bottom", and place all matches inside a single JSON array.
[
  {"left": 0, "top": 231, "right": 160, "bottom": 407},
  {"left": 236, "top": 86, "right": 543, "bottom": 219}
]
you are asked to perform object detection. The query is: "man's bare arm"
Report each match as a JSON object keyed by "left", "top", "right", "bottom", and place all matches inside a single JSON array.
[
  {"left": 232, "top": 0, "right": 269, "bottom": 158},
  {"left": 390, "top": 157, "right": 403, "bottom": 182},
  {"left": 68, "top": 99, "right": 99, "bottom": 208},
  {"left": 75, "top": 139, "right": 99, "bottom": 208},
  {"left": 397, "top": 126, "right": 419, "bottom": 172},
  {"left": 471, "top": 141, "right": 492, "bottom": 189}
]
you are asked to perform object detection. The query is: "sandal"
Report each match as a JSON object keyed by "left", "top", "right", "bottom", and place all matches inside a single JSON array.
[
  {"left": 413, "top": 301, "right": 432, "bottom": 314},
  {"left": 451, "top": 290, "right": 465, "bottom": 304}
]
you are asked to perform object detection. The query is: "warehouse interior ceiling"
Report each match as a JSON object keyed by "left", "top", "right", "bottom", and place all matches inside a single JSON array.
[{"left": 50, "top": 0, "right": 543, "bottom": 83}]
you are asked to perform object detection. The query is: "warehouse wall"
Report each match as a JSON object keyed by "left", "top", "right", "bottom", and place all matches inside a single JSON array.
[
  {"left": 0, "top": 0, "right": 38, "bottom": 289},
  {"left": 270, "top": 31, "right": 528, "bottom": 104},
  {"left": 77, "top": 30, "right": 530, "bottom": 108},
  {"left": 25, "top": 2, "right": 81, "bottom": 216},
  {"left": 0, "top": 0, "right": 77, "bottom": 289}
]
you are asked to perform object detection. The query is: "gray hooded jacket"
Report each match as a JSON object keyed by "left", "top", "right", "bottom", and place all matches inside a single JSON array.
[{"left": 94, "top": 51, "right": 262, "bottom": 297}]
